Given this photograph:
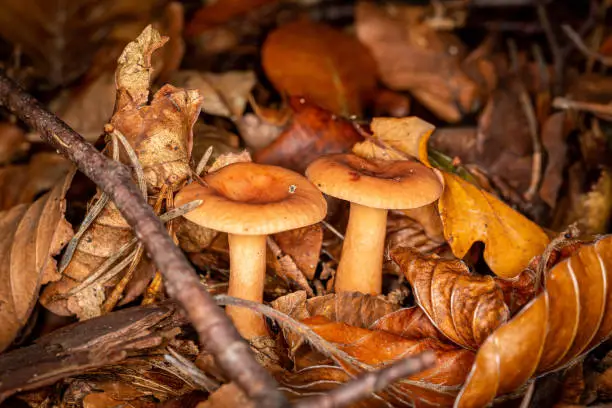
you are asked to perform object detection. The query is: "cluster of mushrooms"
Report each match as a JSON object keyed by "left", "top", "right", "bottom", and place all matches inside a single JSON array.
[{"left": 175, "top": 153, "right": 444, "bottom": 339}]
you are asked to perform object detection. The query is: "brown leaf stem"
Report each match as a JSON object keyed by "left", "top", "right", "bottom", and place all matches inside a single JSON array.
[{"left": 0, "top": 72, "right": 288, "bottom": 408}]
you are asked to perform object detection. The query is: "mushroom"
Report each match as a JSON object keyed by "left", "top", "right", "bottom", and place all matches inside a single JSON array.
[
  {"left": 175, "top": 162, "right": 326, "bottom": 339},
  {"left": 306, "top": 153, "right": 443, "bottom": 295}
]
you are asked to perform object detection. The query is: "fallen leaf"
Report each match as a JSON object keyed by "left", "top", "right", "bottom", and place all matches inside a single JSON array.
[
  {"left": 272, "top": 224, "right": 323, "bottom": 281},
  {"left": 456, "top": 235, "right": 612, "bottom": 407},
  {"left": 391, "top": 247, "right": 509, "bottom": 349},
  {"left": 0, "top": 153, "right": 73, "bottom": 211},
  {"left": 372, "top": 89, "right": 411, "bottom": 118},
  {"left": 0, "top": 123, "right": 29, "bottom": 165},
  {"left": 262, "top": 20, "right": 378, "bottom": 117},
  {"left": 208, "top": 150, "right": 252, "bottom": 173},
  {"left": 438, "top": 172, "right": 550, "bottom": 279},
  {"left": 172, "top": 71, "right": 256, "bottom": 119},
  {"left": 0, "top": 168, "right": 74, "bottom": 352},
  {"left": 254, "top": 97, "right": 363, "bottom": 173},
  {"left": 355, "top": 2, "right": 479, "bottom": 122},
  {"left": 267, "top": 237, "right": 313, "bottom": 296},
  {"left": 196, "top": 383, "right": 252, "bottom": 408},
  {"left": 372, "top": 307, "right": 449, "bottom": 343},
  {"left": 352, "top": 117, "right": 434, "bottom": 165}
]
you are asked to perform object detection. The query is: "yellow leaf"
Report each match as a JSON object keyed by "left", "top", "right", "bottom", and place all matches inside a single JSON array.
[
  {"left": 438, "top": 173, "right": 549, "bottom": 278},
  {"left": 352, "top": 117, "right": 433, "bottom": 165}
]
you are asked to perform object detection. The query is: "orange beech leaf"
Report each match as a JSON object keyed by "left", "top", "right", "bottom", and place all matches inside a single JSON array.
[
  {"left": 262, "top": 20, "right": 378, "bottom": 117},
  {"left": 301, "top": 316, "right": 475, "bottom": 408},
  {"left": 455, "top": 236, "right": 612, "bottom": 407},
  {"left": 355, "top": 2, "right": 479, "bottom": 123},
  {"left": 438, "top": 172, "right": 550, "bottom": 279},
  {"left": 253, "top": 97, "right": 363, "bottom": 173},
  {"left": 272, "top": 291, "right": 474, "bottom": 406},
  {"left": 0, "top": 169, "right": 74, "bottom": 352},
  {"left": 391, "top": 247, "right": 509, "bottom": 350}
]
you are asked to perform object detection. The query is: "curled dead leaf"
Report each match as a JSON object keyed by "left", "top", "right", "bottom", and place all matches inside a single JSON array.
[
  {"left": 0, "top": 123, "right": 29, "bottom": 165},
  {"left": 355, "top": 2, "right": 479, "bottom": 122},
  {"left": 254, "top": 97, "right": 363, "bottom": 173},
  {"left": 391, "top": 247, "right": 509, "bottom": 350},
  {"left": 0, "top": 168, "right": 75, "bottom": 352},
  {"left": 262, "top": 20, "right": 378, "bottom": 117},
  {"left": 456, "top": 235, "right": 612, "bottom": 407}
]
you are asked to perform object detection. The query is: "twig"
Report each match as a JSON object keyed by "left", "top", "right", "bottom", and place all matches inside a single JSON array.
[
  {"left": 536, "top": 4, "right": 564, "bottom": 95},
  {"left": 293, "top": 352, "right": 436, "bottom": 408},
  {"left": 321, "top": 220, "right": 344, "bottom": 240},
  {"left": 0, "top": 72, "right": 287, "bottom": 408},
  {"left": 553, "top": 97, "right": 612, "bottom": 116},
  {"left": 561, "top": 24, "right": 612, "bottom": 66},
  {"left": 196, "top": 145, "right": 214, "bottom": 176}
]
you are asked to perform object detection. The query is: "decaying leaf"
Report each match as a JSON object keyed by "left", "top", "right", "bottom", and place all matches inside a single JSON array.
[
  {"left": 539, "top": 111, "right": 573, "bottom": 208},
  {"left": 262, "top": 20, "right": 378, "bottom": 117},
  {"left": 438, "top": 172, "right": 550, "bottom": 279},
  {"left": 391, "top": 247, "right": 509, "bottom": 350},
  {"left": 41, "top": 26, "right": 202, "bottom": 318},
  {"left": 456, "top": 235, "right": 612, "bottom": 407},
  {"left": 254, "top": 97, "right": 363, "bottom": 173},
  {"left": 196, "top": 383, "right": 252, "bottom": 408},
  {"left": 561, "top": 169, "right": 612, "bottom": 235},
  {"left": 355, "top": 2, "right": 479, "bottom": 122},
  {"left": 271, "top": 224, "right": 323, "bottom": 281},
  {"left": 0, "top": 153, "right": 73, "bottom": 211},
  {"left": 272, "top": 291, "right": 475, "bottom": 407},
  {"left": 0, "top": 169, "right": 74, "bottom": 352},
  {"left": 172, "top": 70, "right": 256, "bottom": 119}
]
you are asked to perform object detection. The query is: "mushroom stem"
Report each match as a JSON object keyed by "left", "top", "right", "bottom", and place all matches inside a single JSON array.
[
  {"left": 335, "top": 202, "right": 387, "bottom": 294},
  {"left": 227, "top": 234, "right": 269, "bottom": 339}
]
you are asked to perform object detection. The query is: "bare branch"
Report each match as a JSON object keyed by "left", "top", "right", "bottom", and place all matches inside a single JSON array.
[{"left": 0, "top": 72, "right": 287, "bottom": 408}]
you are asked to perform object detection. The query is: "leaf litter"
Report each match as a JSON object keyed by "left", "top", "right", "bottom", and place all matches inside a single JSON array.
[{"left": 0, "top": 1, "right": 612, "bottom": 407}]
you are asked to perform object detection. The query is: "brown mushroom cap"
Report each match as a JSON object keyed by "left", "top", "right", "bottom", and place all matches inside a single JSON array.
[
  {"left": 175, "top": 162, "right": 327, "bottom": 235},
  {"left": 306, "top": 153, "right": 443, "bottom": 209}
]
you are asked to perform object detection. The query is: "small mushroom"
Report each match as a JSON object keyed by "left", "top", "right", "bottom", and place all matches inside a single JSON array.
[
  {"left": 306, "top": 153, "right": 443, "bottom": 295},
  {"left": 175, "top": 162, "right": 326, "bottom": 338}
]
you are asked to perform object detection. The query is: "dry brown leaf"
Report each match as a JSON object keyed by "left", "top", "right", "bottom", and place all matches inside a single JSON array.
[
  {"left": 271, "top": 224, "right": 323, "bottom": 281},
  {"left": 438, "top": 172, "right": 550, "bottom": 279},
  {"left": 355, "top": 2, "right": 479, "bottom": 122},
  {"left": 0, "top": 123, "right": 29, "bottom": 165},
  {"left": 564, "top": 169, "right": 612, "bottom": 235},
  {"left": 172, "top": 71, "right": 256, "bottom": 119},
  {"left": 115, "top": 24, "right": 168, "bottom": 107},
  {"left": 372, "top": 307, "right": 449, "bottom": 343},
  {"left": 0, "top": 153, "right": 73, "bottom": 211},
  {"left": 254, "top": 97, "right": 363, "bottom": 173},
  {"left": 0, "top": 0, "right": 163, "bottom": 86},
  {"left": 262, "top": 20, "right": 378, "bottom": 117},
  {"left": 0, "top": 169, "right": 74, "bottom": 352},
  {"left": 456, "top": 235, "right": 612, "bottom": 407},
  {"left": 41, "top": 26, "right": 202, "bottom": 318},
  {"left": 391, "top": 247, "right": 509, "bottom": 350}
]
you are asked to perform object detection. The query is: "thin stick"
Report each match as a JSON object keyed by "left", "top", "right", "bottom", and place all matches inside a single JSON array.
[
  {"left": 196, "top": 145, "right": 214, "bottom": 176},
  {"left": 562, "top": 24, "right": 612, "bottom": 67},
  {"left": 553, "top": 97, "right": 612, "bottom": 116},
  {"left": 0, "top": 72, "right": 287, "bottom": 408},
  {"left": 101, "top": 243, "right": 144, "bottom": 313},
  {"left": 321, "top": 220, "right": 345, "bottom": 240},
  {"left": 165, "top": 347, "right": 220, "bottom": 392},
  {"left": 109, "top": 126, "right": 148, "bottom": 201},
  {"left": 536, "top": 4, "right": 564, "bottom": 95},
  {"left": 293, "top": 352, "right": 436, "bottom": 408}
]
